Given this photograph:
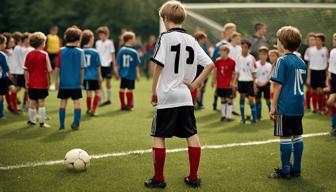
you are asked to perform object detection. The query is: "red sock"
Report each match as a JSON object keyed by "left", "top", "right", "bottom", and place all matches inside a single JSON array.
[
  {"left": 188, "top": 146, "right": 201, "bottom": 181},
  {"left": 86, "top": 97, "right": 92, "bottom": 111},
  {"left": 153, "top": 148, "right": 166, "bottom": 182},
  {"left": 318, "top": 93, "right": 324, "bottom": 112},
  {"left": 332, "top": 107, "right": 336, "bottom": 113},
  {"left": 92, "top": 95, "right": 100, "bottom": 112},
  {"left": 10, "top": 92, "right": 18, "bottom": 112},
  {"left": 312, "top": 92, "right": 317, "bottom": 111},
  {"left": 5, "top": 93, "right": 11, "bottom": 109},
  {"left": 119, "top": 91, "right": 125, "bottom": 108},
  {"left": 126, "top": 92, "right": 133, "bottom": 108},
  {"left": 306, "top": 91, "right": 311, "bottom": 108},
  {"left": 321, "top": 94, "right": 325, "bottom": 113}
]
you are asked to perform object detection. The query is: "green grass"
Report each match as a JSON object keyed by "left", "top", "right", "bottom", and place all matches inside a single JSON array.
[{"left": 0, "top": 79, "right": 335, "bottom": 192}]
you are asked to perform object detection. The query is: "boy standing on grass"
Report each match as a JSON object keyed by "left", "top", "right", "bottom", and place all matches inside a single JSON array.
[
  {"left": 145, "top": 1, "right": 214, "bottom": 188},
  {"left": 327, "top": 33, "right": 336, "bottom": 136},
  {"left": 117, "top": 31, "right": 141, "bottom": 111},
  {"left": 269, "top": 26, "right": 306, "bottom": 179},
  {"left": 0, "top": 35, "right": 9, "bottom": 119},
  {"left": 55, "top": 27, "right": 85, "bottom": 131},
  {"left": 24, "top": 32, "right": 52, "bottom": 128}
]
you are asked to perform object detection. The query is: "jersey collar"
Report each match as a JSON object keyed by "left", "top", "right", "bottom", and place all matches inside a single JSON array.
[{"left": 167, "top": 28, "right": 187, "bottom": 33}]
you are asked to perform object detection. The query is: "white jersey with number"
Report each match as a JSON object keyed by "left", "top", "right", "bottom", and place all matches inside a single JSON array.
[
  {"left": 329, "top": 48, "right": 336, "bottom": 74},
  {"left": 235, "top": 54, "right": 256, "bottom": 82},
  {"left": 152, "top": 28, "right": 212, "bottom": 109},
  {"left": 255, "top": 61, "right": 272, "bottom": 85},
  {"left": 96, "top": 39, "right": 115, "bottom": 67},
  {"left": 306, "top": 46, "right": 328, "bottom": 70},
  {"left": 228, "top": 44, "right": 242, "bottom": 62}
]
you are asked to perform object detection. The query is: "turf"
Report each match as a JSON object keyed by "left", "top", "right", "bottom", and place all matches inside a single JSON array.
[{"left": 0, "top": 79, "right": 335, "bottom": 192}]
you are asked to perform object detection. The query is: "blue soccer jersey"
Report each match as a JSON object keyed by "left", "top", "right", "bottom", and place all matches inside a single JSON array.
[
  {"left": 117, "top": 46, "right": 141, "bottom": 80},
  {"left": 271, "top": 53, "right": 307, "bottom": 116},
  {"left": 57, "top": 46, "right": 85, "bottom": 89},
  {"left": 83, "top": 48, "right": 101, "bottom": 80},
  {"left": 0, "top": 52, "right": 9, "bottom": 79}
]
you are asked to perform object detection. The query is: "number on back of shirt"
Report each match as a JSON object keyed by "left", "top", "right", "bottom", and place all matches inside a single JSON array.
[
  {"left": 123, "top": 54, "right": 133, "bottom": 68},
  {"left": 170, "top": 44, "right": 194, "bottom": 74},
  {"left": 294, "top": 69, "right": 306, "bottom": 95},
  {"left": 85, "top": 54, "right": 91, "bottom": 67}
]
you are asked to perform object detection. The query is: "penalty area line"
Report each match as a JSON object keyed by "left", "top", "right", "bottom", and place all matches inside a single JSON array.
[{"left": 0, "top": 132, "right": 329, "bottom": 171}]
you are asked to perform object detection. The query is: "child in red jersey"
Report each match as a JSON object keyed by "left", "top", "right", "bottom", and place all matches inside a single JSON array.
[
  {"left": 212, "top": 45, "right": 236, "bottom": 121},
  {"left": 24, "top": 32, "right": 52, "bottom": 128}
]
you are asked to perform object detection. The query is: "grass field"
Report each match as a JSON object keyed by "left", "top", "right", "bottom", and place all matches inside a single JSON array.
[{"left": 0, "top": 79, "right": 335, "bottom": 192}]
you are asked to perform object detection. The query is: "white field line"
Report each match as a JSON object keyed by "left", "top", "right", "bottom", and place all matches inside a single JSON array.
[{"left": 0, "top": 132, "right": 329, "bottom": 171}]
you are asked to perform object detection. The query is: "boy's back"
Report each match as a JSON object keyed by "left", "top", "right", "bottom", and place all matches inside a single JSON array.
[
  {"left": 117, "top": 46, "right": 140, "bottom": 80},
  {"left": 83, "top": 48, "right": 100, "bottom": 80}
]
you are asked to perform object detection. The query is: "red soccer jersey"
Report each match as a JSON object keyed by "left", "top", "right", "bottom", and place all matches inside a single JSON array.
[
  {"left": 215, "top": 57, "right": 236, "bottom": 89},
  {"left": 24, "top": 50, "right": 52, "bottom": 89}
]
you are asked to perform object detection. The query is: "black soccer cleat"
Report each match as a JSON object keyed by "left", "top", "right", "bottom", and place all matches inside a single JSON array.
[
  {"left": 232, "top": 111, "right": 240, "bottom": 116},
  {"left": 184, "top": 177, "right": 201, "bottom": 188},
  {"left": 71, "top": 123, "right": 79, "bottom": 131},
  {"left": 291, "top": 171, "right": 301, "bottom": 178},
  {"left": 27, "top": 121, "right": 36, "bottom": 126},
  {"left": 59, "top": 126, "right": 65, "bottom": 130},
  {"left": 330, "top": 129, "right": 336, "bottom": 136},
  {"left": 268, "top": 168, "right": 291, "bottom": 180},
  {"left": 220, "top": 117, "right": 226, "bottom": 122},
  {"left": 144, "top": 177, "right": 166, "bottom": 189}
]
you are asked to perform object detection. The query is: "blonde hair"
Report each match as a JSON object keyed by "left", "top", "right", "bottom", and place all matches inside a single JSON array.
[
  {"left": 223, "top": 23, "right": 236, "bottom": 32},
  {"left": 220, "top": 44, "right": 230, "bottom": 53},
  {"left": 276, "top": 26, "right": 302, "bottom": 52},
  {"left": 81, "top": 29, "right": 94, "bottom": 47},
  {"left": 96, "top": 26, "right": 110, "bottom": 36},
  {"left": 30, "top": 32, "right": 46, "bottom": 48},
  {"left": 231, "top": 32, "right": 241, "bottom": 39},
  {"left": 258, "top": 46, "right": 269, "bottom": 54},
  {"left": 159, "top": 0, "right": 187, "bottom": 24},
  {"left": 122, "top": 31, "right": 136, "bottom": 43},
  {"left": 269, "top": 49, "right": 280, "bottom": 57},
  {"left": 333, "top": 33, "right": 336, "bottom": 39}
]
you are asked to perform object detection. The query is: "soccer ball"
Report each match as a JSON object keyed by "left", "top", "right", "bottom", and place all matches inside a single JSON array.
[{"left": 64, "top": 149, "right": 91, "bottom": 171}]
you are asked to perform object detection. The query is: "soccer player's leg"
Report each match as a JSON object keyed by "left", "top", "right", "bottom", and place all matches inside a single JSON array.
[
  {"left": 72, "top": 98, "right": 81, "bottom": 130},
  {"left": 220, "top": 96, "right": 227, "bottom": 121},
  {"left": 213, "top": 90, "right": 218, "bottom": 111},
  {"left": 0, "top": 77, "right": 8, "bottom": 118},
  {"left": 59, "top": 99, "right": 67, "bottom": 130},
  {"left": 256, "top": 88, "right": 262, "bottom": 120},
  {"left": 292, "top": 135, "right": 304, "bottom": 177},
  {"left": 248, "top": 82, "right": 257, "bottom": 123},
  {"left": 91, "top": 89, "right": 100, "bottom": 116},
  {"left": 317, "top": 87, "right": 325, "bottom": 115},
  {"left": 27, "top": 99, "right": 37, "bottom": 126},
  {"left": 106, "top": 78, "right": 112, "bottom": 105},
  {"left": 119, "top": 78, "right": 126, "bottom": 110},
  {"left": 125, "top": 79, "right": 135, "bottom": 110},
  {"left": 185, "top": 134, "right": 201, "bottom": 188},
  {"left": 225, "top": 97, "right": 233, "bottom": 121},
  {"left": 86, "top": 90, "right": 92, "bottom": 115},
  {"left": 38, "top": 98, "right": 50, "bottom": 128},
  {"left": 238, "top": 82, "right": 246, "bottom": 123},
  {"left": 305, "top": 85, "right": 311, "bottom": 110},
  {"left": 264, "top": 85, "right": 271, "bottom": 112},
  {"left": 327, "top": 93, "right": 336, "bottom": 135}
]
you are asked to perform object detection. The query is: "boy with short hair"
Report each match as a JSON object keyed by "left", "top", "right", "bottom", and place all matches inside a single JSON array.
[
  {"left": 327, "top": 33, "right": 336, "bottom": 136},
  {"left": 95, "top": 26, "right": 118, "bottom": 106},
  {"left": 212, "top": 45, "right": 236, "bottom": 121},
  {"left": 234, "top": 39, "right": 257, "bottom": 123},
  {"left": 0, "top": 35, "right": 9, "bottom": 119},
  {"left": 229, "top": 32, "right": 242, "bottom": 62},
  {"left": 24, "top": 32, "right": 52, "bottom": 128},
  {"left": 255, "top": 46, "right": 272, "bottom": 120},
  {"left": 81, "top": 29, "right": 103, "bottom": 116},
  {"left": 117, "top": 31, "right": 141, "bottom": 111},
  {"left": 55, "top": 27, "right": 85, "bottom": 130},
  {"left": 269, "top": 26, "right": 306, "bottom": 179},
  {"left": 145, "top": 1, "right": 214, "bottom": 189}
]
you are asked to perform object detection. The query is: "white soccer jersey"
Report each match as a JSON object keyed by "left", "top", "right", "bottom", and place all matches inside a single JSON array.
[
  {"left": 152, "top": 28, "right": 213, "bottom": 109},
  {"left": 96, "top": 39, "right": 115, "bottom": 67},
  {"left": 307, "top": 46, "right": 328, "bottom": 70},
  {"left": 329, "top": 48, "right": 336, "bottom": 74},
  {"left": 235, "top": 54, "right": 256, "bottom": 81},
  {"left": 229, "top": 44, "right": 242, "bottom": 62},
  {"left": 10, "top": 45, "right": 33, "bottom": 75},
  {"left": 255, "top": 61, "right": 272, "bottom": 85},
  {"left": 304, "top": 47, "right": 312, "bottom": 61}
]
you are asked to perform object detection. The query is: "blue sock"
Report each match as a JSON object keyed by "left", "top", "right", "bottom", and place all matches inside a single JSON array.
[
  {"left": 266, "top": 101, "right": 271, "bottom": 112},
  {"left": 74, "top": 109, "right": 81, "bottom": 126},
  {"left": 256, "top": 100, "right": 262, "bottom": 119},
  {"left": 59, "top": 108, "right": 65, "bottom": 128},
  {"left": 0, "top": 99, "right": 3, "bottom": 117},
  {"left": 240, "top": 99, "right": 245, "bottom": 121},
  {"left": 250, "top": 104, "right": 257, "bottom": 122},
  {"left": 292, "top": 136, "right": 304, "bottom": 173},
  {"left": 280, "top": 139, "right": 292, "bottom": 174},
  {"left": 332, "top": 112, "right": 336, "bottom": 129}
]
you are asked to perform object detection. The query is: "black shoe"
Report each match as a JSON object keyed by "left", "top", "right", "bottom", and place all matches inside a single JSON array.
[
  {"left": 220, "top": 117, "right": 226, "bottom": 122},
  {"left": 291, "top": 171, "right": 301, "bottom": 178},
  {"left": 213, "top": 104, "right": 217, "bottom": 111},
  {"left": 99, "top": 101, "right": 111, "bottom": 107},
  {"left": 225, "top": 118, "right": 234, "bottom": 122},
  {"left": 184, "top": 177, "right": 201, "bottom": 188},
  {"left": 232, "top": 111, "right": 240, "bottom": 116},
  {"left": 90, "top": 111, "right": 97, "bottom": 117},
  {"left": 27, "top": 121, "right": 36, "bottom": 126},
  {"left": 144, "top": 177, "right": 166, "bottom": 189},
  {"left": 40, "top": 123, "right": 50, "bottom": 128},
  {"left": 71, "top": 123, "right": 79, "bottom": 131},
  {"left": 59, "top": 126, "right": 65, "bottom": 130},
  {"left": 268, "top": 168, "right": 291, "bottom": 180},
  {"left": 331, "top": 129, "right": 336, "bottom": 136},
  {"left": 86, "top": 110, "right": 91, "bottom": 116}
]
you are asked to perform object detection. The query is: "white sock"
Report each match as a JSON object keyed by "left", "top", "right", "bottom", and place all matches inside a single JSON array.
[
  {"left": 39, "top": 107, "right": 46, "bottom": 124},
  {"left": 100, "top": 88, "right": 105, "bottom": 103},
  {"left": 226, "top": 104, "right": 233, "bottom": 119},
  {"left": 107, "top": 88, "right": 112, "bottom": 102},
  {"left": 221, "top": 103, "right": 227, "bottom": 117},
  {"left": 28, "top": 108, "right": 36, "bottom": 123}
]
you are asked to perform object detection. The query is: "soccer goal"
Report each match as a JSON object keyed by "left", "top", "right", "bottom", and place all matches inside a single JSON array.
[{"left": 160, "top": 3, "right": 336, "bottom": 46}]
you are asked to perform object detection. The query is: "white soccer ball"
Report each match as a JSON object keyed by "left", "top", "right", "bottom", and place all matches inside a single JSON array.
[{"left": 64, "top": 149, "right": 90, "bottom": 171}]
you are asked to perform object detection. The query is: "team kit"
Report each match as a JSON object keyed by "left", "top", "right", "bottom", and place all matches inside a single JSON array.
[{"left": 1, "top": 0, "right": 336, "bottom": 189}]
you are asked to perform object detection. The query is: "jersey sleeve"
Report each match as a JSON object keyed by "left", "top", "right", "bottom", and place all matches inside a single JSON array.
[
  {"left": 151, "top": 34, "right": 166, "bottom": 68},
  {"left": 271, "top": 58, "right": 285, "bottom": 84},
  {"left": 110, "top": 40, "right": 116, "bottom": 54},
  {"left": 196, "top": 43, "right": 213, "bottom": 67}
]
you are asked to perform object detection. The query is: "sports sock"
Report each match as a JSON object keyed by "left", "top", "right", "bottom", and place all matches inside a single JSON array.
[
  {"left": 0, "top": 100, "right": 3, "bottom": 117},
  {"left": 256, "top": 100, "right": 262, "bottom": 119},
  {"left": 59, "top": 108, "right": 65, "bottom": 128},
  {"left": 306, "top": 90, "right": 311, "bottom": 108},
  {"left": 100, "top": 88, "right": 105, "bottom": 104},
  {"left": 92, "top": 95, "right": 100, "bottom": 112},
  {"left": 240, "top": 99, "right": 245, "bottom": 121},
  {"left": 28, "top": 108, "right": 36, "bottom": 123},
  {"left": 107, "top": 88, "right": 112, "bottom": 102},
  {"left": 86, "top": 97, "right": 92, "bottom": 111},
  {"left": 74, "top": 109, "right": 81, "bottom": 126},
  {"left": 213, "top": 95, "right": 218, "bottom": 108},
  {"left": 221, "top": 102, "right": 227, "bottom": 117},
  {"left": 5, "top": 93, "right": 11, "bottom": 109},
  {"left": 266, "top": 101, "right": 271, "bottom": 112},
  {"left": 10, "top": 92, "right": 18, "bottom": 112},
  {"left": 119, "top": 91, "right": 125, "bottom": 108},
  {"left": 226, "top": 103, "right": 233, "bottom": 119},
  {"left": 319, "top": 93, "right": 325, "bottom": 113},
  {"left": 153, "top": 148, "right": 166, "bottom": 182},
  {"left": 126, "top": 92, "right": 133, "bottom": 108},
  {"left": 188, "top": 146, "right": 201, "bottom": 181},
  {"left": 38, "top": 107, "right": 46, "bottom": 124},
  {"left": 312, "top": 92, "right": 317, "bottom": 111},
  {"left": 332, "top": 107, "right": 336, "bottom": 129},
  {"left": 292, "top": 136, "right": 304, "bottom": 173},
  {"left": 250, "top": 104, "right": 257, "bottom": 122},
  {"left": 280, "top": 139, "right": 292, "bottom": 175}
]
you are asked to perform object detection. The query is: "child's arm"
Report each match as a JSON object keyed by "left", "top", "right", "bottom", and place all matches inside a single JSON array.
[
  {"left": 136, "top": 66, "right": 140, "bottom": 82},
  {"left": 211, "top": 68, "right": 217, "bottom": 88},
  {"left": 189, "top": 63, "right": 215, "bottom": 91},
  {"left": 80, "top": 68, "right": 84, "bottom": 86},
  {"left": 112, "top": 53, "right": 119, "bottom": 80},
  {"left": 270, "top": 81, "right": 282, "bottom": 120},
  {"left": 307, "top": 62, "right": 311, "bottom": 86},
  {"left": 151, "top": 64, "right": 163, "bottom": 107},
  {"left": 98, "top": 66, "right": 103, "bottom": 83},
  {"left": 24, "top": 70, "right": 29, "bottom": 89}
]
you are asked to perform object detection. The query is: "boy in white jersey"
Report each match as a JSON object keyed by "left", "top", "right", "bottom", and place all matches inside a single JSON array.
[
  {"left": 306, "top": 33, "right": 328, "bottom": 115},
  {"left": 327, "top": 33, "right": 336, "bottom": 136},
  {"left": 229, "top": 32, "right": 242, "bottom": 62},
  {"left": 303, "top": 33, "right": 316, "bottom": 110},
  {"left": 234, "top": 39, "right": 257, "bottom": 123},
  {"left": 255, "top": 46, "right": 272, "bottom": 120},
  {"left": 145, "top": 1, "right": 214, "bottom": 189},
  {"left": 95, "top": 26, "right": 118, "bottom": 106}
]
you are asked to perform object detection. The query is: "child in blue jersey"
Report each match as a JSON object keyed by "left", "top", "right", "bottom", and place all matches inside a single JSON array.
[
  {"left": 117, "top": 31, "right": 141, "bottom": 110},
  {"left": 55, "top": 27, "right": 85, "bottom": 130},
  {"left": 81, "top": 30, "right": 103, "bottom": 116},
  {"left": 0, "top": 35, "right": 9, "bottom": 119},
  {"left": 269, "top": 26, "right": 307, "bottom": 179}
]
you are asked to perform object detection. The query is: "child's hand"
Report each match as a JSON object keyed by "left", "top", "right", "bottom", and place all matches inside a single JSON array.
[
  {"left": 151, "top": 93, "right": 158, "bottom": 107},
  {"left": 269, "top": 106, "right": 277, "bottom": 120},
  {"left": 98, "top": 76, "right": 103, "bottom": 83},
  {"left": 306, "top": 78, "right": 311, "bottom": 86},
  {"left": 184, "top": 81, "right": 197, "bottom": 92},
  {"left": 115, "top": 75, "right": 120, "bottom": 81}
]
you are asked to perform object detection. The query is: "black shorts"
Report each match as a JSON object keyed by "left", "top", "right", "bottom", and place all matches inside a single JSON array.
[
  {"left": 83, "top": 80, "right": 100, "bottom": 91},
  {"left": 330, "top": 73, "right": 336, "bottom": 94},
  {"left": 311, "top": 70, "right": 326, "bottom": 89},
  {"left": 257, "top": 83, "right": 270, "bottom": 99},
  {"left": 48, "top": 53, "right": 58, "bottom": 69},
  {"left": 28, "top": 88, "right": 49, "bottom": 100},
  {"left": 101, "top": 66, "right": 112, "bottom": 79},
  {"left": 12, "top": 74, "right": 25, "bottom": 87},
  {"left": 57, "top": 89, "right": 82, "bottom": 100},
  {"left": 0, "top": 77, "right": 8, "bottom": 95},
  {"left": 216, "top": 88, "right": 233, "bottom": 98},
  {"left": 151, "top": 106, "right": 197, "bottom": 138},
  {"left": 238, "top": 81, "right": 255, "bottom": 97},
  {"left": 274, "top": 115, "right": 303, "bottom": 137},
  {"left": 120, "top": 78, "right": 135, "bottom": 90}
]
